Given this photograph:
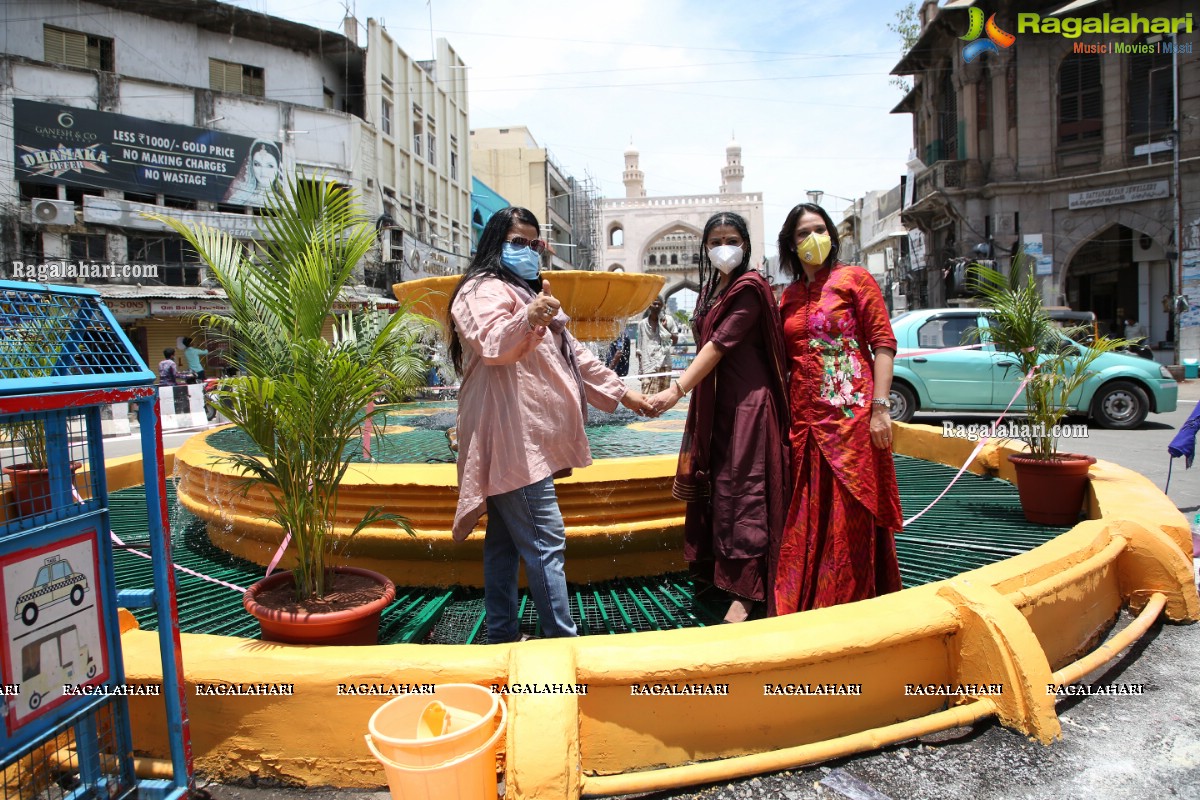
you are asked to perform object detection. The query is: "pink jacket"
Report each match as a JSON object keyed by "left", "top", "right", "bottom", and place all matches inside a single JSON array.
[{"left": 451, "top": 277, "right": 627, "bottom": 540}]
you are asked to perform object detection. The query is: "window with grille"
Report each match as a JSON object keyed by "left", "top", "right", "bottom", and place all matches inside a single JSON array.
[
  {"left": 44, "top": 25, "right": 113, "bottom": 71},
  {"left": 127, "top": 236, "right": 201, "bottom": 286},
  {"left": 450, "top": 135, "right": 458, "bottom": 180},
  {"left": 1058, "top": 53, "right": 1102, "bottom": 144},
  {"left": 1127, "top": 40, "right": 1173, "bottom": 140},
  {"left": 209, "top": 58, "right": 265, "bottom": 97},
  {"left": 69, "top": 234, "right": 107, "bottom": 263},
  {"left": 381, "top": 96, "right": 393, "bottom": 136},
  {"left": 412, "top": 104, "right": 425, "bottom": 158}
]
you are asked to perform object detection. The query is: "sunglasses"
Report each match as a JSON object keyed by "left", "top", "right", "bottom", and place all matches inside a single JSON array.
[{"left": 506, "top": 236, "right": 548, "bottom": 254}]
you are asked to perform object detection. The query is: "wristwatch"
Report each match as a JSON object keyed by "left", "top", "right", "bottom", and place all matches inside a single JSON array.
[{"left": 871, "top": 397, "right": 892, "bottom": 410}]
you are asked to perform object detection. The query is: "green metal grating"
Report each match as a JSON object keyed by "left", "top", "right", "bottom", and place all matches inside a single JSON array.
[{"left": 109, "top": 456, "right": 1069, "bottom": 644}]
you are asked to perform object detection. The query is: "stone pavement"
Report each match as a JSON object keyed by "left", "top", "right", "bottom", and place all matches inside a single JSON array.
[{"left": 201, "top": 382, "right": 1200, "bottom": 800}]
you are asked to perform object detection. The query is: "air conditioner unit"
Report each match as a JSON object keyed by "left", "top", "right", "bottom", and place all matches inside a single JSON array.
[{"left": 31, "top": 199, "right": 76, "bottom": 226}]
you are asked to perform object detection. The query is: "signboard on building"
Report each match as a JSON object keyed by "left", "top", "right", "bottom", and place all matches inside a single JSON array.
[
  {"left": 83, "top": 196, "right": 266, "bottom": 240},
  {"left": 149, "top": 299, "right": 228, "bottom": 317},
  {"left": 1067, "top": 181, "right": 1169, "bottom": 210},
  {"left": 1024, "top": 234, "right": 1053, "bottom": 276},
  {"left": 102, "top": 299, "right": 150, "bottom": 321},
  {"left": 13, "top": 99, "right": 282, "bottom": 207}
]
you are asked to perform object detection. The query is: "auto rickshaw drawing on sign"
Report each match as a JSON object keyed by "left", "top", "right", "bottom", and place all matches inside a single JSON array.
[{"left": 20, "top": 624, "right": 95, "bottom": 710}]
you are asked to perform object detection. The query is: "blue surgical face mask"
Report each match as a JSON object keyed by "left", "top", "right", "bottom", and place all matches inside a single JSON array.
[{"left": 501, "top": 243, "right": 541, "bottom": 280}]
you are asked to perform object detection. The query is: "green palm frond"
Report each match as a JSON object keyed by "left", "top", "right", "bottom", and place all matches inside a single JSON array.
[
  {"left": 149, "top": 176, "right": 422, "bottom": 601},
  {"left": 967, "top": 254, "right": 1133, "bottom": 459}
]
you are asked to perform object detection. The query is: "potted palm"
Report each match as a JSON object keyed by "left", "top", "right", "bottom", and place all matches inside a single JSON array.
[
  {"left": 151, "top": 177, "right": 428, "bottom": 644},
  {"left": 969, "top": 258, "right": 1129, "bottom": 525},
  {"left": 0, "top": 316, "right": 81, "bottom": 517}
]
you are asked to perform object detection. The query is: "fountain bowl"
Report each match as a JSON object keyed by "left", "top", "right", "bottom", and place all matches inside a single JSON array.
[{"left": 393, "top": 270, "right": 666, "bottom": 343}]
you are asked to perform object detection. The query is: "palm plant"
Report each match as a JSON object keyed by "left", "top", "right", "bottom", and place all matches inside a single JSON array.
[
  {"left": 968, "top": 257, "right": 1129, "bottom": 460},
  {"left": 150, "top": 177, "right": 427, "bottom": 600},
  {"left": 1, "top": 315, "right": 70, "bottom": 469}
]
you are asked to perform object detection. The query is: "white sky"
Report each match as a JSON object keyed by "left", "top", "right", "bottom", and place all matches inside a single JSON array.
[{"left": 229, "top": 0, "right": 918, "bottom": 259}]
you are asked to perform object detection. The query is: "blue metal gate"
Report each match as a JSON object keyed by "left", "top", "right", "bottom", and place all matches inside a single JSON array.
[{"left": 0, "top": 281, "right": 191, "bottom": 799}]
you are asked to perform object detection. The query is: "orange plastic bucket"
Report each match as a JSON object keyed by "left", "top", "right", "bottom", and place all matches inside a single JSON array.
[
  {"left": 365, "top": 690, "right": 506, "bottom": 800},
  {"left": 367, "top": 684, "right": 499, "bottom": 768}
]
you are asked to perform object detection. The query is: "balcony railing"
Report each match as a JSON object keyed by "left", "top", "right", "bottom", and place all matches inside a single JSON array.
[{"left": 912, "top": 160, "right": 965, "bottom": 204}]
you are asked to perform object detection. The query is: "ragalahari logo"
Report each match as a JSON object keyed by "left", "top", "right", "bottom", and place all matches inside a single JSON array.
[{"left": 960, "top": 7, "right": 1016, "bottom": 63}]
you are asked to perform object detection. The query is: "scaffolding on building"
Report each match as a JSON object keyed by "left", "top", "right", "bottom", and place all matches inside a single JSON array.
[{"left": 571, "top": 170, "right": 601, "bottom": 271}]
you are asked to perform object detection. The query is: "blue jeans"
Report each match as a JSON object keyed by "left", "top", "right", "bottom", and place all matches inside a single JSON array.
[{"left": 484, "top": 476, "right": 578, "bottom": 644}]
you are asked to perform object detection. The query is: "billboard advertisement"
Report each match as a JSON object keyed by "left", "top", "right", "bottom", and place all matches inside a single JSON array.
[{"left": 13, "top": 99, "right": 282, "bottom": 206}]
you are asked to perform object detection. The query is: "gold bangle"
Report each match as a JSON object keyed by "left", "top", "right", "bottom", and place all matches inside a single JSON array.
[{"left": 673, "top": 379, "right": 687, "bottom": 395}]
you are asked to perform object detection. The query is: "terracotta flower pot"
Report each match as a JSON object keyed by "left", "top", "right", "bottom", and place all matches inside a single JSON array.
[
  {"left": 243, "top": 566, "right": 396, "bottom": 646},
  {"left": 1008, "top": 452, "right": 1097, "bottom": 526},
  {"left": 2, "top": 462, "right": 82, "bottom": 517}
]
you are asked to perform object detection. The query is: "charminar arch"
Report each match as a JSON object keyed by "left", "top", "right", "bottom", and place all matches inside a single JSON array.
[{"left": 598, "top": 140, "right": 765, "bottom": 303}]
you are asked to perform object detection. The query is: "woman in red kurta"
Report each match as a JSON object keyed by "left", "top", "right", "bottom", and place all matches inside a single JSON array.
[
  {"left": 649, "top": 212, "right": 789, "bottom": 623},
  {"left": 773, "top": 203, "right": 903, "bottom": 614}
]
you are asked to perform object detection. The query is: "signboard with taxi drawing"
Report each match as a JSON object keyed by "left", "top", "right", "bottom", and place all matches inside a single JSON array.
[{"left": 0, "top": 531, "right": 109, "bottom": 734}]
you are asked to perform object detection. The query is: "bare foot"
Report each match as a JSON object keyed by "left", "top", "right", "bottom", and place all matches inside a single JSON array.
[{"left": 723, "top": 597, "right": 754, "bottom": 623}]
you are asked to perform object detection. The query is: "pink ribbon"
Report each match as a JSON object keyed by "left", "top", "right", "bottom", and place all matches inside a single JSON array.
[
  {"left": 109, "top": 530, "right": 247, "bottom": 594},
  {"left": 362, "top": 400, "right": 375, "bottom": 461},
  {"left": 902, "top": 362, "right": 1041, "bottom": 526}
]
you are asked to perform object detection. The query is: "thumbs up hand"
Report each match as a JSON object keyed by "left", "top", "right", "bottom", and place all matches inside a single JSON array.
[{"left": 526, "top": 279, "right": 562, "bottom": 328}]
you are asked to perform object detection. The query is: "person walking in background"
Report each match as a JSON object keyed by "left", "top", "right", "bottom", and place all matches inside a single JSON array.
[
  {"left": 636, "top": 296, "right": 679, "bottom": 394},
  {"left": 448, "top": 207, "right": 657, "bottom": 644},
  {"left": 182, "top": 337, "right": 209, "bottom": 381},
  {"left": 157, "top": 348, "right": 178, "bottom": 385},
  {"left": 773, "top": 202, "right": 903, "bottom": 615},
  {"left": 606, "top": 326, "right": 631, "bottom": 377},
  {"left": 648, "top": 212, "right": 789, "bottom": 623}
]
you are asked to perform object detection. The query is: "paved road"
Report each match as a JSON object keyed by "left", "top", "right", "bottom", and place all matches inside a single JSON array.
[{"left": 167, "top": 384, "right": 1200, "bottom": 800}]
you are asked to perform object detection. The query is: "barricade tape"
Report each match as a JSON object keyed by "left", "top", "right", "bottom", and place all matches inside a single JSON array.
[{"left": 901, "top": 360, "right": 1039, "bottom": 526}]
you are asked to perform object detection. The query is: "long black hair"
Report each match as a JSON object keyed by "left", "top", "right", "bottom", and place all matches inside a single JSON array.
[
  {"left": 696, "top": 211, "right": 752, "bottom": 313},
  {"left": 776, "top": 202, "right": 839, "bottom": 282},
  {"left": 448, "top": 206, "right": 541, "bottom": 374}
]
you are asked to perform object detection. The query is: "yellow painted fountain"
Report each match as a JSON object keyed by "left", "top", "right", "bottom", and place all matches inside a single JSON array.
[{"left": 105, "top": 270, "right": 1197, "bottom": 798}]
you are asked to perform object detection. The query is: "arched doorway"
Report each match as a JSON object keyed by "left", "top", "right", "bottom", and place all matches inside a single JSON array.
[{"left": 1064, "top": 223, "right": 1170, "bottom": 346}]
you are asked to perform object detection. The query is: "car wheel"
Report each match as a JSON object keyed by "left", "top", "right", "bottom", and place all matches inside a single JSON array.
[
  {"left": 1091, "top": 380, "right": 1149, "bottom": 429},
  {"left": 889, "top": 382, "right": 917, "bottom": 424},
  {"left": 70, "top": 585, "right": 85, "bottom": 606},
  {"left": 21, "top": 603, "right": 37, "bottom": 626},
  {"left": 87, "top": 662, "right": 97, "bottom": 679},
  {"left": 29, "top": 693, "right": 41, "bottom": 710}
]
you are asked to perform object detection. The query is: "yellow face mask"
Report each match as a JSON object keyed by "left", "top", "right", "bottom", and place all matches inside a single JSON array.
[{"left": 797, "top": 232, "right": 832, "bottom": 266}]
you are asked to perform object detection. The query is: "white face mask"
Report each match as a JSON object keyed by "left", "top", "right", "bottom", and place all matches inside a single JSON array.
[{"left": 709, "top": 244, "right": 744, "bottom": 274}]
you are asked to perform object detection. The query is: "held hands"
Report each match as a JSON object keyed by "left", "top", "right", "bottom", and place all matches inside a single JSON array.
[
  {"left": 526, "top": 279, "right": 561, "bottom": 328},
  {"left": 620, "top": 388, "right": 659, "bottom": 418},
  {"left": 648, "top": 382, "right": 684, "bottom": 415},
  {"left": 869, "top": 405, "right": 893, "bottom": 449}
]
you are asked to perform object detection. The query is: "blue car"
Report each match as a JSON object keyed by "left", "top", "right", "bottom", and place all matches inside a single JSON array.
[{"left": 888, "top": 308, "right": 1178, "bottom": 429}]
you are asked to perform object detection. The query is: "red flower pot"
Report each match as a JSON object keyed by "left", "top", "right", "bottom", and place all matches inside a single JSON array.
[
  {"left": 243, "top": 566, "right": 396, "bottom": 646},
  {"left": 3, "top": 462, "right": 82, "bottom": 517},
  {"left": 1008, "top": 453, "right": 1097, "bottom": 526}
]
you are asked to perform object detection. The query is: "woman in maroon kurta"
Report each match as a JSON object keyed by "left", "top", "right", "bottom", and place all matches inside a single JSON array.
[
  {"left": 773, "top": 203, "right": 903, "bottom": 614},
  {"left": 649, "top": 212, "right": 789, "bottom": 623}
]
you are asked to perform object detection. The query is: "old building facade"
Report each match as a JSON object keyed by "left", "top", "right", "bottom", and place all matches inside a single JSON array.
[{"left": 892, "top": 0, "right": 1197, "bottom": 362}]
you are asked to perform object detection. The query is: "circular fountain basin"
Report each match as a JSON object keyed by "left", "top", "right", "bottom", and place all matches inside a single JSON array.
[
  {"left": 174, "top": 410, "right": 690, "bottom": 588},
  {"left": 393, "top": 270, "right": 666, "bottom": 342},
  {"left": 114, "top": 421, "right": 1198, "bottom": 795}
]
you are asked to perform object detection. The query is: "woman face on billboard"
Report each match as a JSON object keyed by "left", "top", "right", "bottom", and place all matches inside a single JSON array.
[{"left": 250, "top": 144, "right": 280, "bottom": 190}]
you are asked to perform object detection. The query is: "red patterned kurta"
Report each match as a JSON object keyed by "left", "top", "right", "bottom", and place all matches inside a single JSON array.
[{"left": 773, "top": 264, "right": 903, "bottom": 614}]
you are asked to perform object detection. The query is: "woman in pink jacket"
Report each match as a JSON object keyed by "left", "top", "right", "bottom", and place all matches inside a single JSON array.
[{"left": 448, "top": 207, "right": 656, "bottom": 643}]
